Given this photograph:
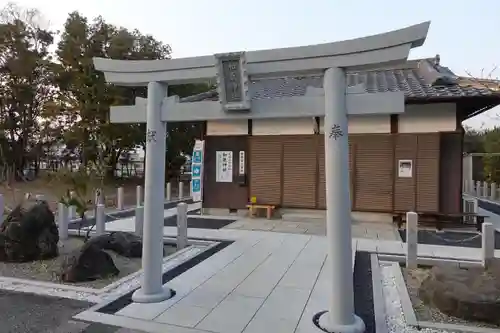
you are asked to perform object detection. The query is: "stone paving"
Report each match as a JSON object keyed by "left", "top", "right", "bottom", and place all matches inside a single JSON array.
[
  {"left": 223, "top": 217, "right": 401, "bottom": 240},
  {"left": 73, "top": 209, "right": 500, "bottom": 333}
]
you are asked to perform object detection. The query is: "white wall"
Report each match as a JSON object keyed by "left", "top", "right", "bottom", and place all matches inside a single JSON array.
[
  {"left": 205, "top": 103, "right": 457, "bottom": 136},
  {"left": 252, "top": 118, "right": 316, "bottom": 135},
  {"left": 319, "top": 115, "right": 391, "bottom": 134},
  {"left": 206, "top": 120, "right": 248, "bottom": 136},
  {"left": 399, "top": 103, "right": 456, "bottom": 133}
]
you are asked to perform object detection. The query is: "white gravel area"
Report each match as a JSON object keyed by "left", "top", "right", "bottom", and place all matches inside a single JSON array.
[{"left": 381, "top": 263, "right": 452, "bottom": 333}]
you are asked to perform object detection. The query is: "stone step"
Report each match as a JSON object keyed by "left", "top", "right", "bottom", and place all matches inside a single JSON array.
[{"left": 281, "top": 213, "right": 325, "bottom": 223}]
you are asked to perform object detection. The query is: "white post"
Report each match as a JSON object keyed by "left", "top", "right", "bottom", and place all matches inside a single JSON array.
[
  {"left": 57, "top": 203, "right": 68, "bottom": 241},
  {"left": 319, "top": 67, "right": 364, "bottom": 333},
  {"left": 68, "top": 191, "right": 76, "bottom": 220},
  {"left": 178, "top": 181, "right": 184, "bottom": 200},
  {"left": 177, "top": 203, "right": 188, "bottom": 250},
  {"left": 95, "top": 189, "right": 103, "bottom": 205},
  {"left": 166, "top": 182, "right": 171, "bottom": 201},
  {"left": 0, "top": 194, "right": 4, "bottom": 227},
  {"left": 491, "top": 183, "right": 497, "bottom": 201},
  {"left": 132, "top": 81, "right": 172, "bottom": 303},
  {"left": 136, "top": 185, "right": 142, "bottom": 207},
  {"left": 406, "top": 212, "right": 418, "bottom": 269},
  {"left": 481, "top": 222, "right": 494, "bottom": 268},
  {"left": 472, "top": 197, "right": 478, "bottom": 214},
  {"left": 135, "top": 206, "right": 144, "bottom": 237},
  {"left": 117, "top": 187, "right": 124, "bottom": 210},
  {"left": 96, "top": 204, "right": 105, "bottom": 236},
  {"left": 476, "top": 181, "right": 482, "bottom": 197},
  {"left": 463, "top": 154, "right": 473, "bottom": 193}
]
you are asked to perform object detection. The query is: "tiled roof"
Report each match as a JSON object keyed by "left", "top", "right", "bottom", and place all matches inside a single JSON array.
[{"left": 180, "top": 57, "right": 500, "bottom": 103}]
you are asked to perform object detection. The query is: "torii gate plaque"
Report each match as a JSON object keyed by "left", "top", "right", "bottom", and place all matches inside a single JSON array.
[{"left": 93, "top": 21, "right": 430, "bottom": 333}]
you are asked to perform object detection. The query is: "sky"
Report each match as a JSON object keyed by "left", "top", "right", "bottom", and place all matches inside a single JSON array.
[{"left": 4, "top": 0, "right": 500, "bottom": 129}]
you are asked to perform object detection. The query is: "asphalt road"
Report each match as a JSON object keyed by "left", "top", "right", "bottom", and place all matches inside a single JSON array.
[{"left": 0, "top": 290, "right": 91, "bottom": 333}]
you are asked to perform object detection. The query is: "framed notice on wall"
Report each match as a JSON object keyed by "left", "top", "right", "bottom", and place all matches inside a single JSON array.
[
  {"left": 398, "top": 160, "right": 413, "bottom": 178},
  {"left": 216, "top": 151, "right": 233, "bottom": 183}
]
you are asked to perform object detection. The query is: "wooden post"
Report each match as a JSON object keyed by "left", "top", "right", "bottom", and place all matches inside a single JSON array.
[
  {"left": 178, "top": 181, "right": 184, "bottom": 200},
  {"left": 117, "top": 187, "right": 124, "bottom": 210},
  {"left": 135, "top": 206, "right": 144, "bottom": 237},
  {"left": 136, "top": 185, "right": 142, "bottom": 207},
  {"left": 166, "top": 182, "right": 171, "bottom": 201},
  {"left": 57, "top": 203, "right": 68, "bottom": 241},
  {"left": 482, "top": 222, "right": 494, "bottom": 268},
  {"left": 406, "top": 212, "right": 418, "bottom": 269},
  {"left": 96, "top": 204, "right": 105, "bottom": 235},
  {"left": 177, "top": 203, "right": 188, "bottom": 250}
]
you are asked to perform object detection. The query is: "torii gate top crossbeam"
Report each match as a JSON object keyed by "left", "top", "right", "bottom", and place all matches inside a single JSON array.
[{"left": 93, "top": 22, "right": 430, "bottom": 86}]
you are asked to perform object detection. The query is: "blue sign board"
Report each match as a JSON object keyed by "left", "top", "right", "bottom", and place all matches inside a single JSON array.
[
  {"left": 192, "top": 179, "right": 201, "bottom": 193},
  {"left": 193, "top": 151, "right": 202, "bottom": 164},
  {"left": 192, "top": 165, "right": 201, "bottom": 177}
]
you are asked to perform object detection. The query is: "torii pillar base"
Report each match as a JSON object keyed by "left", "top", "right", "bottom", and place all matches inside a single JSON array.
[
  {"left": 132, "top": 286, "right": 172, "bottom": 304},
  {"left": 317, "top": 312, "right": 365, "bottom": 333}
]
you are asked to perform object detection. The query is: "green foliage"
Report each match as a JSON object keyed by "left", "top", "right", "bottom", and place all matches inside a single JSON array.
[
  {"left": 465, "top": 126, "right": 500, "bottom": 183},
  {"left": 0, "top": 3, "right": 57, "bottom": 178},
  {"left": 0, "top": 2, "right": 211, "bottom": 185}
]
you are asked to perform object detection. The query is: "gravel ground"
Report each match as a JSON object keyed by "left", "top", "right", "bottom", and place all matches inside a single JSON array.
[
  {"left": 0, "top": 290, "right": 91, "bottom": 333},
  {"left": 402, "top": 266, "right": 499, "bottom": 329},
  {"left": 0, "top": 237, "right": 177, "bottom": 289}
]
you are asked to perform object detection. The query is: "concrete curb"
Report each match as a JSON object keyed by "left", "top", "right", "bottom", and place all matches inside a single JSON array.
[{"left": 370, "top": 254, "right": 389, "bottom": 333}]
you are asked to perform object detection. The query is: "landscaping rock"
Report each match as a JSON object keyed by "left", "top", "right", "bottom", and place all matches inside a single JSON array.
[
  {"left": 0, "top": 201, "right": 59, "bottom": 262},
  {"left": 59, "top": 242, "right": 119, "bottom": 282},
  {"left": 419, "top": 262, "right": 500, "bottom": 325},
  {"left": 87, "top": 231, "right": 149, "bottom": 258}
]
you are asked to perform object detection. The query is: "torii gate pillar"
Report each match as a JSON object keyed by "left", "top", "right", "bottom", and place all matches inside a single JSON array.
[
  {"left": 132, "top": 82, "right": 172, "bottom": 303},
  {"left": 319, "top": 67, "right": 364, "bottom": 332}
]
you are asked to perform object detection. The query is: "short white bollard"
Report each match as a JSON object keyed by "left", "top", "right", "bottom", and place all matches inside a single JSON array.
[
  {"left": 491, "top": 183, "right": 497, "bottom": 201},
  {"left": 178, "top": 182, "right": 184, "bottom": 200},
  {"left": 177, "top": 203, "right": 188, "bottom": 250},
  {"left": 136, "top": 185, "right": 142, "bottom": 207},
  {"left": 135, "top": 206, "right": 144, "bottom": 237},
  {"left": 0, "top": 194, "right": 4, "bottom": 226},
  {"left": 481, "top": 222, "right": 494, "bottom": 268},
  {"left": 95, "top": 189, "right": 103, "bottom": 205},
  {"left": 166, "top": 182, "right": 171, "bottom": 201},
  {"left": 68, "top": 206, "right": 76, "bottom": 221},
  {"left": 476, "top": 181, "right": 482, "bottom": 197},
  {"left": 24, "top": 192, "right": 31, "bottom": 200},
  {"left": 57, "top": 203, "right": 69, "bottom": 241},
  {"left": 68, "top": 191, "right": 76, "bottom": 220},
  {"left": 117, "top": 187, "right": 124, "bottom": 210},
  {"left": 406, "top": 212, "right": 418, "bottom": 269},
  {"left": 96, "top": 204, "right": 105, "bottom": 236}
]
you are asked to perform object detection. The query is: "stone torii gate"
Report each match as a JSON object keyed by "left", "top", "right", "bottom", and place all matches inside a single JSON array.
[{"left": 93, "top": 21, "right": 430, "bottom": 333}]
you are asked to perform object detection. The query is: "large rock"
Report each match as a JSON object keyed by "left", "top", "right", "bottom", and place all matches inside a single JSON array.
[
  {"left": 87, "top": 232, "right": 144, "bottom": 258},
  {"left": 0, "top": 201, "right": 59, "bottom": 262},
  {"left": 60, "top": 242, "right": 119, "bottom": 282},
  {"left": 419, "top": 263, "right": 500, "bottom": 325}
]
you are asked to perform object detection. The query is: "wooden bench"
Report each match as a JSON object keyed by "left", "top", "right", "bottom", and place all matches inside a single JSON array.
[
  {"left": 392, "top": 211, "right": 486, "bottom": 231},
  {"left": 247, "top": 204, "right": 276, "bottom": 219}
]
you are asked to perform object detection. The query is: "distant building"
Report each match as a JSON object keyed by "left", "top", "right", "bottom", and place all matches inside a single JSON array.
[{"left": 191, "top": 57, "right": 500, "bottom": 215}]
